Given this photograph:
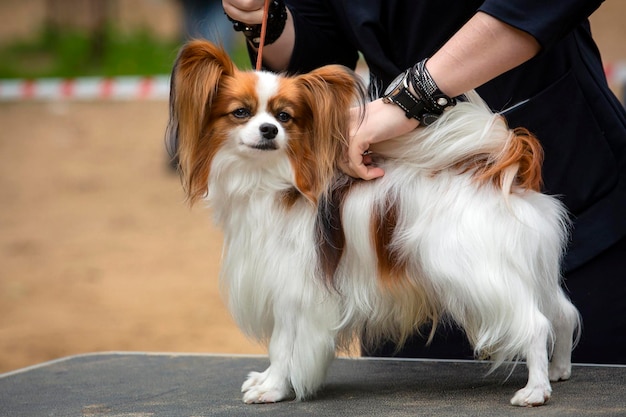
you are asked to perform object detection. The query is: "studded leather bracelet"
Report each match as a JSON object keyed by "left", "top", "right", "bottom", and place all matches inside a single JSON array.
[{"left": 409, "top": 59, "right": 460, "bottom": 124}]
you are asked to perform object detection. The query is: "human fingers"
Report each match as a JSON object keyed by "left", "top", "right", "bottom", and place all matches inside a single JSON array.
[
  {"left": 222, "top": 0, "right": 266, "bottom": 24},
  {"left": 341, "top": 106, "right": 385, "bottom": 180},
  {"left": 343, "top": 146, "right": 385, "bottom": 180}
]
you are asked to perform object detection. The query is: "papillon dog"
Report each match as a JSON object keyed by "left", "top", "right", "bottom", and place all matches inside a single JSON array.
[{"left": 166, "top": 40, "right": 580, "bottom": 407}]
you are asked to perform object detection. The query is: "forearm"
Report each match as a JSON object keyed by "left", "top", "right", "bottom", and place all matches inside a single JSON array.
[
  {"left": 426, "top": 11, "right": 541, "bottom": 97},
  {"left": 345, "top": 12, "right": 541, "bottom": 180}
]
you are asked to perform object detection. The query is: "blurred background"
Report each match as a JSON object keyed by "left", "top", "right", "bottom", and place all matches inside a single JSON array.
[{"left": 0, "top": 0, "right": 624, "bottom": 374}]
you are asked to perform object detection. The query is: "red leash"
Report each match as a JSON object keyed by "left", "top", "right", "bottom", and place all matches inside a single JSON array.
[{"left": 255, "top": 0, "right": 272, "bottom": 70}]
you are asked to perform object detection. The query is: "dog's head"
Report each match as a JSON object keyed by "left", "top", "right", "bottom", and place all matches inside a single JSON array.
[{"left": 166, "top": 40, "right": 365, "bottom": 205}]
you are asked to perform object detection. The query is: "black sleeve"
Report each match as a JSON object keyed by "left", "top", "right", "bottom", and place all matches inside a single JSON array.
[
  {"left": 284, "top": 0, "right": 359, "bottom": 74},
  {"left": 478, "top": 0, "right": 604, "bottom": 50}
]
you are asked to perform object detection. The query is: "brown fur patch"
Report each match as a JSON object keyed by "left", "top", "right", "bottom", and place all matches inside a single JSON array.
[
  {"left": 279, "top": 187, "right": 301, "bottom": 209},
  {"left": 371, "top": 195, "right": 405, "bottom": 285},
  {"left": 473, "top": 124, "right": 544, "bottom": 192},
  {"left": 368, "top": 194, "right": 441, "bottom": 346}
]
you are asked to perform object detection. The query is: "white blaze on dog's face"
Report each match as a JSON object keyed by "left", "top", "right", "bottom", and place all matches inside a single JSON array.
[
  {"left": 234, "top": 72, "right": 287, "bottom": 152},
  {"left": 216, "top": 71, "right": 296, "bottom": 157}
]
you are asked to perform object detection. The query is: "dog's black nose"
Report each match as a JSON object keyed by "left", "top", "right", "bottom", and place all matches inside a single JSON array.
[{"left": 260, "top": 123, "right": 278, "bottom": 140}]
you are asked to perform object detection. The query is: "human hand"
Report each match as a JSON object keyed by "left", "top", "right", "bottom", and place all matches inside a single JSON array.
[
  {"left": 222, "top": 0, "right": 266, "bottom": 24},
  {"left": 341, "top": 98, "right": 419, "bottom": 180}
]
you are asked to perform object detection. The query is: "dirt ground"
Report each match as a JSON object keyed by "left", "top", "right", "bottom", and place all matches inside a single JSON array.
[
  {"left": 0, "top": 4, "right": 625, "bottom": 374},
  {"left": 0, "top": 100, "right": 265, "bottom": 373}
]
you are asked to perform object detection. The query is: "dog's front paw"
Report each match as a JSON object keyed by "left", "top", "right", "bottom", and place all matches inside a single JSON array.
[
  {"left": 510, "top": 384, "right": 552, "bottom": 407},
  {"left": 241, "top": 370, "right": 294, "bottom": 404},
  {"left": 241, "top": 370, "right": 267, "bottom": 394}
]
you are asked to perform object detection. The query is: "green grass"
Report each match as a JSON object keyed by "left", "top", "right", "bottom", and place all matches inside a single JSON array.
[{"left": 0, "top": 25, "right": 251, "bottom": 79}]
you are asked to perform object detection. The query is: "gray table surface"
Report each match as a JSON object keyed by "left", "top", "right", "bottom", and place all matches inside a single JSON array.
[{"left": 1, "top": 352, "right": 625, "bottom": 416}]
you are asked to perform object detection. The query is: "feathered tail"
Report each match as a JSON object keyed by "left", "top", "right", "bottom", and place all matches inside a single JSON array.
[{"left": 371, "top": 90, "right": 544, "bottom": 195}]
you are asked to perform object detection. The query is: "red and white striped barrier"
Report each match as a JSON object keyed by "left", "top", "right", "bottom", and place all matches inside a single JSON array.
[
  {"left": 0, "top": 61, "right": 625, "bottom": 102},
  {"left": 0, "top": 75, "right": 170, "bottom": 101},
  {"left": 605, "top": 61, "right": 626, "bottom": 88}
]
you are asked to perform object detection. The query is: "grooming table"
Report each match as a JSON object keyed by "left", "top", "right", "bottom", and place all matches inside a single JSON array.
[{"left": 1, "top": 353, "right": 624, "bottom": 416}]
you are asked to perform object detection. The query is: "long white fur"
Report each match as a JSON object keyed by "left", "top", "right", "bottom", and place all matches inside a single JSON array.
[{"left": 199, "top": 72, "right": 580, "bottom": 406}]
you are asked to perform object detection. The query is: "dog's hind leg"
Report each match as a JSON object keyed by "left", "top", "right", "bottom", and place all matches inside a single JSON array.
[
  {"left": 510, "top": 312, "right": 553, "bottom": 406},
  {"left": 548, "top": 290, "right": 580, "bottom": 382}
]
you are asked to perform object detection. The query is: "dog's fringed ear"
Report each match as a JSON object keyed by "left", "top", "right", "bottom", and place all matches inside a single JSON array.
[
  {"left": 165, "top": 40, "right": 235, "bottom": 203},
  {"left": 291, "top": 65, "right": 367, "bottom": 203}
]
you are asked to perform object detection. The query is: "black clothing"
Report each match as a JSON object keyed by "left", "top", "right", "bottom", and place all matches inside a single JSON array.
[
  {"left": 281, "top": 0, "right": 626, "bottom": 363},
  {"left": 285, "top": 0, "right": 626, "bottom": 272}
]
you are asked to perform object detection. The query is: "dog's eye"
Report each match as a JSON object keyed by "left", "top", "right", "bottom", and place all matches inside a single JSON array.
[
  {"left": 232, "top": 108, "right": 251, "bottom": 119},
  {"left": 276, "top": 112, "right": 292, "bottom": 123}
]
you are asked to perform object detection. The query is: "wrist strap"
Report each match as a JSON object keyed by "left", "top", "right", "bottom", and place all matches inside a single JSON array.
[
  {"left": 226, "top": 0, "right": 287, "bottom": 48},
  {"left": 409, "top": 59, "right": 459, "bottom": 124}
]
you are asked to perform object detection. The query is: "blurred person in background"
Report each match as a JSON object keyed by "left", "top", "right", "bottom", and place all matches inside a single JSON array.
[{"left": 180, "top": 0, "right": 235, "bottom": 52}]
